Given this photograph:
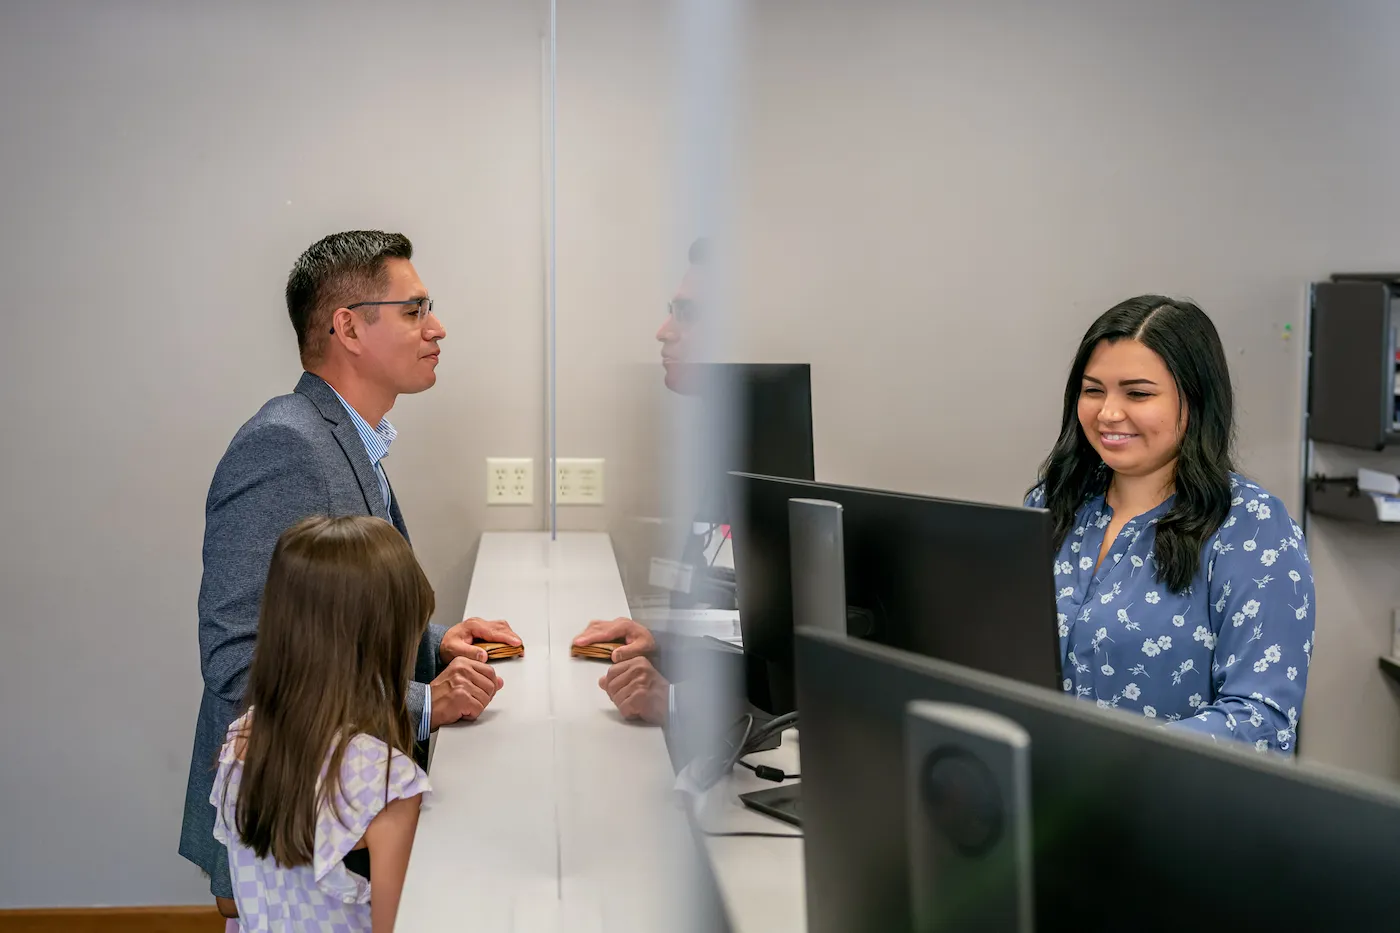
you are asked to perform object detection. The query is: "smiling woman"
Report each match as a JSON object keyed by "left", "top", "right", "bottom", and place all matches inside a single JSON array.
[{"left": 1026, "top": 297, "right": 1315, "bottom": 753}]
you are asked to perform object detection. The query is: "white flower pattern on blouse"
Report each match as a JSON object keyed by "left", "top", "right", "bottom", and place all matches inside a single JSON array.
[{"left": 1026, "top": 474, "right": 1313, "bottom": 753}]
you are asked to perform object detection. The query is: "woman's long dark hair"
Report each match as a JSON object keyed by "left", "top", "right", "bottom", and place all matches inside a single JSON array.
[{"left": 1031, "top": 296, "right": 1235, "bottom": 593}]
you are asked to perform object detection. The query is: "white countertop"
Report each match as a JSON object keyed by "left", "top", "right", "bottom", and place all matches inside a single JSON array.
[{"left": 397, "top": 532, "right": 804, "bottom": 933}]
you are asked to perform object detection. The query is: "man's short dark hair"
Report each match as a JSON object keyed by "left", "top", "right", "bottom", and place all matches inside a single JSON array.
[
  {"left": 688, "top": 237, "right": 710, "bottom": 265},
  {"left": 285, "top": 230, "right": 413, "bottom": 366}
]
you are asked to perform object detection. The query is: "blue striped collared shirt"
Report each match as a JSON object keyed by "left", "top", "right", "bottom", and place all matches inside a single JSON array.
[
  {"left": 328, "top": 385, "right": 431, "bottom": 740},
  {"left": 328, "top": 386, "right": 397, "bottom": 514}
]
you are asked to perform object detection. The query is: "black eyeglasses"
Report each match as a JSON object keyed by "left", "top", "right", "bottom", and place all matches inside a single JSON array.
[
  {"left": 667, "top": 298, "right": 700, "bottom": 325},
  {"left": 330, "top": 297, "right": 435, "bottom": 334}
]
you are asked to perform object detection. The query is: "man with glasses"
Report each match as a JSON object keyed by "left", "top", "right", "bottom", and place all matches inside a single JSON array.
[
  {"left": 656, "top": 236, "right": 709, "bottom": 396},
  {"left": 179, "top": 230, "right": 520, "bottom": 920}
]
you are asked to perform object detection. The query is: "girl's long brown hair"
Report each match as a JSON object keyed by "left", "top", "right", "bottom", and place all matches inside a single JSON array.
[{"left": 228, "top": 515, "right": 434, "bottom": 867}]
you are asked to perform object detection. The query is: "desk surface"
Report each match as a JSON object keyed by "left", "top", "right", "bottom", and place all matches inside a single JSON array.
[
  {"left": 692, "top": 730, "right": 807, "bottom": 931},
  {"left": 397, "top": 532, "right": 805, "bottom": 932}
]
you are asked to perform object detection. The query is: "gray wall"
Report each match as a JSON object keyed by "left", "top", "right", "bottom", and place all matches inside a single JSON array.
[
  {"left": 7, "top": 0, "right": 1400, "bottom": 910},
  {"left": 0, "top": 0, "right": 548, "bottom": 907},
  {"left": 722, "top": 0, "right": 1400, "bottom": 779},
  {"left": 563, "top": 0, "right": 1400, "bottom": 777}
]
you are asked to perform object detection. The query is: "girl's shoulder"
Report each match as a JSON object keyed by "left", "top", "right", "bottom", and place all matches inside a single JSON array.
[
  {"left": 218, "top": 710, "right": 254, "bottom": 766},
  {"left": 216, "top": 715, "right": 428, "bottom": 802},
  {"left": 310, "top": 733, "right": 430, "bottom": 897},
  {"left": 332, "top": 732, "right": 431, "bottom": 810}
]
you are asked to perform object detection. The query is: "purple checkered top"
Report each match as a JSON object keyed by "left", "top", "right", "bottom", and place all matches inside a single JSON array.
[{"left": 211, "top": 711, "right": 431, "bottom": 932}]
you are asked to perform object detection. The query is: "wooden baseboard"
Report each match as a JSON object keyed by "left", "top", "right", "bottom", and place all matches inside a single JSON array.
[{"left": 0, "top": 906, "right": 224, "bottom": 933}]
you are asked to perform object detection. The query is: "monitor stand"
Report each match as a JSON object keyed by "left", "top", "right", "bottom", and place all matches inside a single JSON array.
[
  {"left": 731, "top": 496, "right": 839, "bottom": 829},
  {"left": 739, "top": 783, "right": 803, "bottom": 827}
]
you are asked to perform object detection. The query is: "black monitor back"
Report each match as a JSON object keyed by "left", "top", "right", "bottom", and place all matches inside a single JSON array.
[
  {"left": 796, "top": 629, "right": 1400, "bottom": 933},
  {"left": 730, "top": 473, "right": 1059, "bottom": 714},
  {"left": 691, "top": 364, "right": 814, "bottom": 525}
]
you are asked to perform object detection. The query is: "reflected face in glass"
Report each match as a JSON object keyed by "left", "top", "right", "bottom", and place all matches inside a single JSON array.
[
  {"left": 1077, "top": 338, "right": 1186, "bottom": 481},
  {"left": 656, "top": 264, "right": 705, "bottom": 394}
]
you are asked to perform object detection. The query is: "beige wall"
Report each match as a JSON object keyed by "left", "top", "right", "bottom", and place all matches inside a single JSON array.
[
  {"left": 553, "top": 0, "right": 676, "bottom": 542},
  {"left": 1304, "top": 444, "right": 1400, "bottom": 775},
  {"left": 733, "top": 0, "right": 1343, "bottom": 502},
  {"left": 552, "top": 0, "right": 1400, "bottom": 780},
  {"left": 721, "top": 0, "right": 1400, "bottom": 779},
  {"left": 0, "top": 0, "right": 548, "bottom": 907}
]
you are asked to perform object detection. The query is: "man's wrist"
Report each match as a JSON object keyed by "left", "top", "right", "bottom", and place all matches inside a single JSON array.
[
  {"left": 440, "top": 623, "right": 461, "bottom": 663},
  {"left": 419, "top": 688, "right": 434, "bottom": 740}
]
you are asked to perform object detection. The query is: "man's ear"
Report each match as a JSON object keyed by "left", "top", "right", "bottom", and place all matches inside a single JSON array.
[{"left": 328, "top": 307, "right": 362, "bottom": 355}]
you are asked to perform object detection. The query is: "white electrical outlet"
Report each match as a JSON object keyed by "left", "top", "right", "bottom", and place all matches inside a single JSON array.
[
  {"left": 486, "top": 458, "right": 533, "bottom": 505},
  {"left": 556, "top": 458, "right": 605, "bottom": 505}
]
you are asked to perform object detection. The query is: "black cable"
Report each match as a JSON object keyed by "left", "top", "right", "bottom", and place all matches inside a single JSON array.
[
  {"left": 699, "top": 522, "right": 718, "bottom": 558},
  {"left": 698, "top": 828, "right": 803, "bottom": 839},
  {"left": 689, "top": 713, "right": 755, "bottom": 793},
  {"left": 738, "top": 759, "right": 800, "bottom": 782},
  {"left": 687, "top": 711, "right": 799, "bottom": 793},
  {"left": 704, "top": 524, "right": 728, "bottom": 568},
  {"left": 741, "top": 711, "right": 798, "bottom": 757},
  {"left": 679, "top": 766, "right": 804, "bottom": 842}
]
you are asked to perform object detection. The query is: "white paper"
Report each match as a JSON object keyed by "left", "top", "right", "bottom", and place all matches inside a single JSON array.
[
  {"left": 648, "top": 557, "right": 694, "bottom": 593},
  {"left": 1369, "top": 492, "right": 1400, "bottom": 521},
  {"left": 1358, "top": 467, "right": 1400, "bottom": 497}
]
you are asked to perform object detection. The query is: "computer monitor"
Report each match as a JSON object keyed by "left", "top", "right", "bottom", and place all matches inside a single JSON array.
[
  {"left": 689, "top": 363, "right": 815, "bottom": 525},
  {"left": 666, "top": 364, "right": 815, "bottom": 612},
  {"left": 796, "top": 629, "right": 1400, "bottom": 932},
  {"left": 728, "top": 473, "right": 1059, "bottom": 715}
]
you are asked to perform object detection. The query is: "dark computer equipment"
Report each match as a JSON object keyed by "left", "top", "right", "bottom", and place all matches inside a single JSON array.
[
  {"left": 690, "top": 363, "right": 815, "bottom": 524},
  {"left": 702, "top": 362, "right": 815, "bottom": 483},
  {"left": 729, "top": 473, "right": 1060, "bottom": 717},
  {"left": 670, "top": 363, "right": 815, "bottom": 611},
  {"left": 733, "top": 783, "right": 802, "bottom": 828},
  {"left": 796, "top": 629, "right": 1400, "bottom": 933}
]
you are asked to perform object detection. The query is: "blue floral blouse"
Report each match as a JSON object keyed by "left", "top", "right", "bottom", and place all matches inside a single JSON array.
[{"left": 1026, "top": 473, "right": 1314, "bottom": 753}]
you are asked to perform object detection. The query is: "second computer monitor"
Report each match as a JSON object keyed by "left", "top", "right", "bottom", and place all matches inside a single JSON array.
[
  {"left": 729, "top": 473, "right": 1060, "bottom": 714},
  {"left": 796, "top": 629, "right": 1400, "bottom": 932}
]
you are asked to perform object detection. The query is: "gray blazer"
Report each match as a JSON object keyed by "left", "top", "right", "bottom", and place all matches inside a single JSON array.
[{"left": 178, "top": 372, "right": 448, "bottom": 898}]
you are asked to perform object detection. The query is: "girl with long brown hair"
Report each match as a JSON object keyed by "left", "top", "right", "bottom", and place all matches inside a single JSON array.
[{"left": 211, "top": 515, "right": 435, "bottom": 932}]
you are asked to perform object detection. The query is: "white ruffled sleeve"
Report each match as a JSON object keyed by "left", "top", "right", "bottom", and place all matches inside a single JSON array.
[{"left": 311, "top": 735, "right": 432, "bottom": 903}]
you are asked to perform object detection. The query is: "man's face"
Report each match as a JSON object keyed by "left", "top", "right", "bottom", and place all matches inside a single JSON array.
[
  {"left": 353, "top": 258, "right": 445, "bottom": 396},
  {"left": 656, "top": 264, "right": 704, "bottom": 394}
]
